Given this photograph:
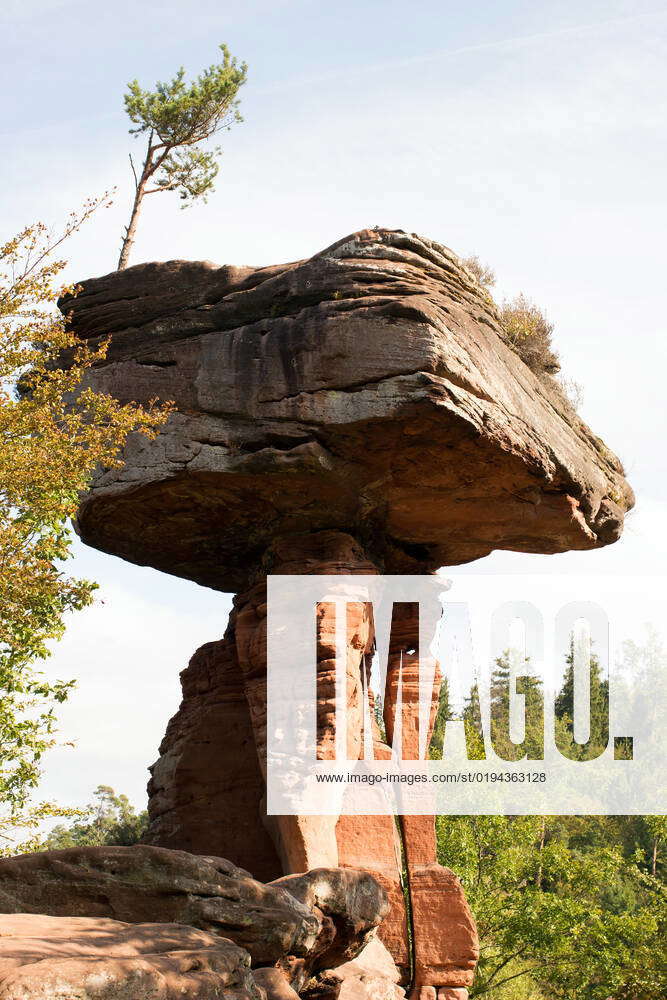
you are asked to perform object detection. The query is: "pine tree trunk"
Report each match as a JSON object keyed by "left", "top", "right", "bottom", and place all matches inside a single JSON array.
[{"left": 117, "top": 182, "right": 145, "bottom": 270}]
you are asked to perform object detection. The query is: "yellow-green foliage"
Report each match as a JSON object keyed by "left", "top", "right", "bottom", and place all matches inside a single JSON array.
[
  {"left": 461, "top": 254, "right": 561, "bottom": 377},
  {"left": 0, "top": 202, "right": 169, "bottom": 847},
  {"left": 499, "top": 294, "right": 560, "bottom": 375}
]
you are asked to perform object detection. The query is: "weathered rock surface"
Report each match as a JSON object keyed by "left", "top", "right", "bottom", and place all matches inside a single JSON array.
[
  {"left": 334, "top": 811, "right": 409, "bottom": 983},
  {"left": 144, "top": 531, "right": 415, "bottom": 980},
  {"left": 253, "top": 966, "right": 301, "bottom": 999},
  {"left": 0, "top": 847, "right": 386, "bottom": 992},
  {"left": 146, "top": 634, "right": 282, "bottom": 883},
  {"left": 61, "top": 229, "right": 632, "bottom": 593},
  {"left": 407, "top": 865, "right": 477, "bottom": 990},
  {"left": 0, "top": 913, "right": 260, "bottom": 999},
  {"left": 146, "top": 532, "right": 382, "bottom": 881},
  {"left": 302, "top": 937, "right": 406, "bottom": 999},
  {"left": 272, "top": 868, "right": 389, "bottom": 969},
  {"left": 0, "top": 846, "right": 318, "bottom": 967},
  {"left": 144, "top": 532, "right": 477, "bottom": 991},
  {"left": 379, "top": 601, "right": 478, "bottom": 994}
]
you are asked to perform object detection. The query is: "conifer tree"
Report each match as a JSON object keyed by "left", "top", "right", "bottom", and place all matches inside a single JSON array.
[
  {"left": 118, "top": 45, "right": 247, "bottom": 269},
  {"left": 489, "top": 651, "right": 544, "bottom": 761},
  {"left": 555, "top": 634, "right": 609, "bottom": 759}
]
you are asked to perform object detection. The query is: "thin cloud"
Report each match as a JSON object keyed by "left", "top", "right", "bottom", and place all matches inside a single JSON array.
[
  {"left": 255, "top": 8, "right": 667, "bottom": 95},
  {"left": 0, "top": 0, "right": 80, "bottom": 22}
]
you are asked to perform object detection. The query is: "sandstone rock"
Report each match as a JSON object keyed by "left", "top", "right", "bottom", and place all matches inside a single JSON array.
[
  {"left": 146, "top": 531, "right": 414, "bottom": 984},
  {"left": 60, "top": 229, "right": 632, "bottom": 593},
  {"left": 252, "top": 967, "right": 300, "bottom": 999},
  {"left": 381, "top": 602, "right": 478, "bottom": 992},
  {"left": 334, "top": 812, "right": 409, "bottom": 982},
  {"left": 407, "top": 865, "right": 478, "bottom": 989},
  {"left": 305, "top": 970, "right": 405, "bottom": 1000},
  {"left": 0, "top": 913, "right": 260, "bottom": 999},
  {"left": 145, "top": 531, "right": 470, "bottom": 989},
  {"left": 0, "top": 848, "right": 388, "bottom": 993},
  {"left": 57, "top": 228, "right": 634, "bottom": 996},
  {"left": 337, "top": 938, "right": 403, "bottom": 983},
  {"left": 146, "top": 634, "right": 282, "bottom": 883},
  {"left": 302, "top": 938, "right": 406, "bottom": 999},
  {"left": 0, "top": 846, "right": 318, "bottom": 967},
  {"left": 273, "top": 867, "right": 389, "bottom": 968}
]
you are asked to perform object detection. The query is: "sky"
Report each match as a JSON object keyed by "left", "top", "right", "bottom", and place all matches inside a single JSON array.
[{"left": 2, "top": 0, "right": 666, "bottom": 812}]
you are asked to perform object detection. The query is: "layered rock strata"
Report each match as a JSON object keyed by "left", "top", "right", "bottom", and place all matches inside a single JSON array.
[
  {"left": 0, "top": 847, "right": 386, "bottom": 996},
  {"left": 60, "top": 229, "right": 632, "bottom": 589}
]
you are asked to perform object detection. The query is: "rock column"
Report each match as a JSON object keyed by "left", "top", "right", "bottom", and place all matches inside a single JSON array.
[{"left": 146, "top": 530, "right": 478, "bottom": 993}]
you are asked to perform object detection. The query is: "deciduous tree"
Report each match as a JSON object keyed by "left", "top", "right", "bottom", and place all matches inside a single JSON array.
[
  {"left": 437, "top": 814, "right": 665, "bottom": 999},
  {"left": 45, "top": 786, "right": 148, "bottom": 849},
  {"left": 0, "top": 200, "right": 168, "bottom": 851}
]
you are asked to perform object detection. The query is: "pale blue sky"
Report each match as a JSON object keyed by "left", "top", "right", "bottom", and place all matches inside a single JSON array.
[{"left": 2, "top": 0, "right": 666, "bottom": 810}]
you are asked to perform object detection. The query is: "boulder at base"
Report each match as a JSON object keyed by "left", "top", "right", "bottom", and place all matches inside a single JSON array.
[
  {"left": 0, "top": 846, "right": 388, "bottom": 992},
  {"left": 0, "top": 913, "right": 260, "bottom": 999},
  {"left": 301, "top": 937, "right": 407, "bottom": 999}
]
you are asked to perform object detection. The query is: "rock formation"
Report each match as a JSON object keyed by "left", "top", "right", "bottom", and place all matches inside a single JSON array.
[
  {"left": 0, "top": 846, "right": 321, "bottom": 968},
  {"left": 57, "top": 228, "right": 632, "bottom": 997},
  {"left": 0, "top": 913, "right": 261, "bottom": 1000},
  {"left": 0, "top": 847, "right": 388, "bottom": 997},
  {"left": 62, "top": 229, "right": 630, "bottom": 584}
]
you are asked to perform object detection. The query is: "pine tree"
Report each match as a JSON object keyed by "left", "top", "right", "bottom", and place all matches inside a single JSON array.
[
  {"left": 428, "top": 677, "right": 452, "bottom": 758},
  {"left": 462, "top": 681, "right": 487, "bottom": 760},
  {"left": 555, "top": 634, "right": 609, "bottom": 760},
  {"left": 488, "top": 651, "right": 544, "bottom": 761},
  {"left": 118, "top": 44, "right": 247, "bottom": 269}
]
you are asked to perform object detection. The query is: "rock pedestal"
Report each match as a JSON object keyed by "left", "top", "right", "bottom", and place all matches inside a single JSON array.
[
  {"left": 381, "top": 604, "right": 478, "bottom": 994},
  {"left": 145, "top": 531, "right": 477, "bottom": 992}
]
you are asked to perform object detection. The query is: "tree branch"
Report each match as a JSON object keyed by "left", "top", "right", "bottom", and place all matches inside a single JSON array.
[
  {"left": 483, "top": 945, "right": 530, "bottom": 987},
  {"left": 144, "top": 183, "right": 179, "bottom": 194},
  {"left": 128, "top": 153, "right": 139, "bottom": 192},
  {"left": 474, "top": 956, "right": 580, "bottom": 995}
]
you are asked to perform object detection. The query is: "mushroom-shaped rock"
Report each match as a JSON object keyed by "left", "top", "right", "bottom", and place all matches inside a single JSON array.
[
  {"left": 59, "top": 229, "right": 633, "bottom": 996},
  {"left": 60, "top": 229, "right": 632, "bottom": 591}
]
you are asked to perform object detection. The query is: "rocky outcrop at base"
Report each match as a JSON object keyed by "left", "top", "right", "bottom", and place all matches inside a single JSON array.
[
  {"left": 0, "top": 846, "right": 387, "bottom": 996},
  {"left": 0, "top": 913, "right": 410, "bottom": 1000},
  {"left": 302, "top": 937, "right": 406, "bottom": 999},
  {"left": 273, "top": 868, "right": 389, "bottom": 971},
  {"left": 0, "top": 913, "right": 261, "bottom": 999},
  {"left": 253, "top": 967, "right": 302, "bottom": 999},
  {"left": 0, "top": 845, "right": 318, "bottom": 968}
]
